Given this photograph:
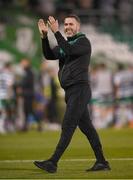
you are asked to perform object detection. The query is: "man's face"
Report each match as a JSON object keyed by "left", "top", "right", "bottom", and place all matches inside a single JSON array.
[{"left": 64, "top": 17, "right": 80, "bottom": 37}]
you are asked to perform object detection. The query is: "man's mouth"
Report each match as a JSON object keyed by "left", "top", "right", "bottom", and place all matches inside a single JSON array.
[{"left": 66, "top": 29, "right": 72, "bottom": 33}]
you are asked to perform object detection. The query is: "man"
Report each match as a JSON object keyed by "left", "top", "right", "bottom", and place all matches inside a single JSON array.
[
  {"left": 34, "top": 15, "right": 111, "bottom": 173},
  {"left": 18, "top": 59, "right": 35, "bottom": 131}
]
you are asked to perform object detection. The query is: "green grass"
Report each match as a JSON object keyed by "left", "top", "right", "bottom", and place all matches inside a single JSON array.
[{"left": 0, "top": 128, "right": 133, "bottom": 179}]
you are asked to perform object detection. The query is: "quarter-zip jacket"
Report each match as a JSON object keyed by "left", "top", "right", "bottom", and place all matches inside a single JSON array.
[{"left": 42, "top": 31, "right": 91, "bottom": 89}]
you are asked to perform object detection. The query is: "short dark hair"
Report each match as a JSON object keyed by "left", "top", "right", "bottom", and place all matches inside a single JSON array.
[{"left": 64, "top": 14, "right": 81, "bottom": 24}]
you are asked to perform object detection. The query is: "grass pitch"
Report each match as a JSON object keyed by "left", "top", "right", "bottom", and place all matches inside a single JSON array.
[{"left": 0, "top": 128, "right": 133, "bottom": 179}]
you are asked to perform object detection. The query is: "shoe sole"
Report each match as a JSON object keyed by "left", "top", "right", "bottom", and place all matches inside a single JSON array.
[
  {"left": 86, "top": 167, "right": 111, "bottom": 172},
  {"left": 34, "top": 161, "right": 56, "bottom": 173}
]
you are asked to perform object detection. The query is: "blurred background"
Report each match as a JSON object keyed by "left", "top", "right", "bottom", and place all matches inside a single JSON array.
[{"left": 0, "top": 0, "right": 133, "bottom": 134}]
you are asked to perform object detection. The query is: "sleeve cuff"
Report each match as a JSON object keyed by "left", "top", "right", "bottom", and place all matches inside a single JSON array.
[{"left": 54, "top": 31, "right": 61, "bottom": 38}]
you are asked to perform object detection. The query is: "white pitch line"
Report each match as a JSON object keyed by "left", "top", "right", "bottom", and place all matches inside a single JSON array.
[{"left": 0, "top": 158, "right": 133, "bottom": 163}]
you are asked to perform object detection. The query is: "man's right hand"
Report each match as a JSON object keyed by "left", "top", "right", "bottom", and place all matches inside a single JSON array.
[{"left": 38, "top": 19, "right": 48, "bottom": 38}]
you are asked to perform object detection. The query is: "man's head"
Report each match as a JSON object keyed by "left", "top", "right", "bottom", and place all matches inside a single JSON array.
[
  {"left": 64, "top": 14, "right": 81, "bottom": 37},
  {"left": 20, "top": 58, "right": 31, "bottom": 69}
]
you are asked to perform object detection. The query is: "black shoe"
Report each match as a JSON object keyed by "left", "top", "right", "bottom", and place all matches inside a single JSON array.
[
  {"left": 86, "top": 161, "right": 111, "bottom": 172},
  {"left": 34, "top": 160, "right": 57, "bottom": 173}
]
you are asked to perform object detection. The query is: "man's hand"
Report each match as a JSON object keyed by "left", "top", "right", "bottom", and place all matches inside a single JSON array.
[
  {"left": 47, "top": 16, "right": 59, "bottom": 33},
  {"left": 38, "top": 19, "right": 48, "bottom": 38}
]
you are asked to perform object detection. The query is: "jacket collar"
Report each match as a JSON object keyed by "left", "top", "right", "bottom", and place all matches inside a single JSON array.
[{"left": 67, "top": 32, "right": 85, "bottom": 41}]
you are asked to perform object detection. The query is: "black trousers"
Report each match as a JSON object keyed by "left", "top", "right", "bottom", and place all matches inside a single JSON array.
[
  {"left": 50, "top": 84, "right": 105, "bottom": 164},
  {"left": 23, "top": 97, "right": 34, "bottom": 129}
]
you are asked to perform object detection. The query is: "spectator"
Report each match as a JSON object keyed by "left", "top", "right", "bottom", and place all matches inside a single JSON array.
[
  {"left": 37, "top": 0, "right": 56, "bottom": 18},
  {"left": 117, "top": 0, "right": 133, "bottom": 33},
  {"left": 99, "top": 0, "right": 116, "bottom": 24},
  {"left": 76, "top": 0, "right": 93, "bottom": 23},
  {"left": 55, "top": 0, "right": 76, "bottom": 22}
]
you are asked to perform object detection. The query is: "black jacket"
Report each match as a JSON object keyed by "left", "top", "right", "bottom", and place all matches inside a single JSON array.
[
  {"left": 21, "top": 67, "right": 35, "bottom": 98},
  {"left": 42, "top": 31, "right": 91, "bottom": 89}
]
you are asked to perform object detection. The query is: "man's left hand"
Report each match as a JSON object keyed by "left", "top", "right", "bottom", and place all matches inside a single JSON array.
[{"left": 48, "top": 16, "right": 59, "bottom": 33}]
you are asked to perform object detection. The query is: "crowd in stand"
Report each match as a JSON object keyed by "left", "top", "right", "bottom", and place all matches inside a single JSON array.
[{"left": 0, "top": 0, "right": 133, "bottom": 28}]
